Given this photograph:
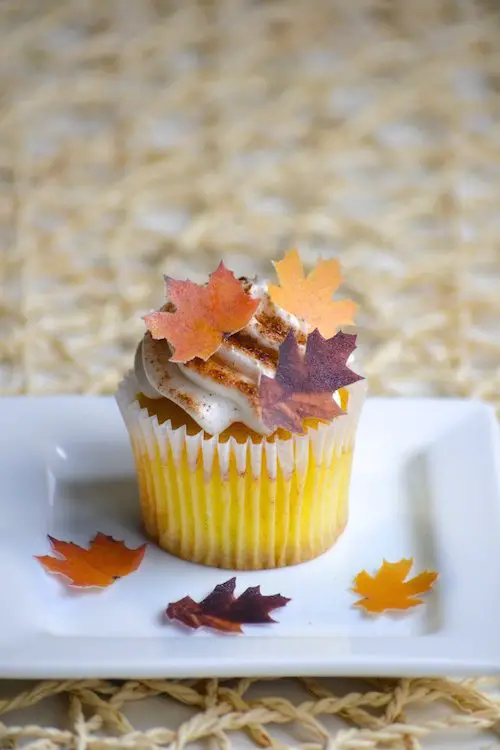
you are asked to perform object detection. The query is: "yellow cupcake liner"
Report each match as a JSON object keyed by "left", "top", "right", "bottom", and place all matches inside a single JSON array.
[{"left": 116, "top": 372, "right": 366, "bottom": 570}]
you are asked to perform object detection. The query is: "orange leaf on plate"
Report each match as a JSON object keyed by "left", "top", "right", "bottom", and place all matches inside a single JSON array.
[
  {"left": 268, "top": 248, "right": 356, "bottom": 337},
  {"left": 166, "top": 577, "right": 291, "bottom": 634},
  {"left": 35, "top": 533, "right": 147, "bottom": 588},
  {"left": 259, "top": 328, "right": 363, "bottom": 433},
  {"left": 144, "top": 262, "right": 260, "bottom": 362},
  {"left": 352, "top": 558, "right": 438, "bottom": 613}
]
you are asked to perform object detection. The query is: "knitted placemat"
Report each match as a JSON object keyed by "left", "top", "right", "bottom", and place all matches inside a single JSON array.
[{"left": 1, "top": 0, "right": 500, "bottom": 748}]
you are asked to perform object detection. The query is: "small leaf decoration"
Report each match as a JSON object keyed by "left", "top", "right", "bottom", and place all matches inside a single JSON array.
[
  {"left": 166, "top": 577, "right": 291, "bottom": 634},
  {"left": 143, "top": 262, "right": 260, "bottom": 363},
  {"left": 259, "top": 328, "right": 363, "bottom": 433},
  {"left": 352, "top": 558, "right": 438, "bottom": 613},
  {"left": 268, "top": 248, "right": 357, "bottom": 337},
  {"left": 35, "top": 533, "right": 147, "bottom": 588}
]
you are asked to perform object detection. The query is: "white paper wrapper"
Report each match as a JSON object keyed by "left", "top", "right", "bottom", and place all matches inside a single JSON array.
[{"left": 116, "top": 371, "right": 366, "bottom": 569}]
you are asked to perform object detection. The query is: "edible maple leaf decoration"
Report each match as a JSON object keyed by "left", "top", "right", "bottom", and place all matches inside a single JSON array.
[
  {"left": 268, "top": 248, "right": 357, "bottom": 337},
  {"left": 143, "top": 262, "right": 259, "bottom": 363},
  {"left": 259, "top": 328, "right": 363, "bottom": 433},
  {"left": 352, "top": 558, "right": 438, "bottom": 614},
  {"left": 166, "top": 577, "right": 291, "bottom": 634},
  {"left": 35, "top": 533, "right": 147, "bottom": 588}
]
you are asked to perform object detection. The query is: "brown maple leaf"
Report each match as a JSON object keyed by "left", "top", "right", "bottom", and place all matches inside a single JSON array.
[
  {"left": 35, "top": 533, "right": 147, "bottom": 588},
  {"left": 166, "top": 577, "right": 291, "bottom": 634},
  {"left": 268, "top": 248, "right": 357, "bottom": 337},
  {"left": 143, "top": 262, "right": 260, "bottom": 362},
  {"left": 352, "top": 558, "right": 438, "bottom": 614},
  {"left": 259, "top": 328, "right": 363, "bottom": 433}
]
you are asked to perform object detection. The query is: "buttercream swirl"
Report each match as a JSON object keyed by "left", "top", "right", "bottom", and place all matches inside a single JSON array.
[{"left": 135, "top": 278, "right": 345, "bottom": 436}]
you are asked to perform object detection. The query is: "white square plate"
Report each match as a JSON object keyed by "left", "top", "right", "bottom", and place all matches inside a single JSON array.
[{"left": 0, "top": 396, "right": 499, "bottom": 678}]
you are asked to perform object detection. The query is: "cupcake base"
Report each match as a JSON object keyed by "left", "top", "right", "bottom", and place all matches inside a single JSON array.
[
  {"left": 117, "top": 372, "right": 365, "bottom": 570},
  {"left": 134, "top": 442, "right": 353, "bottom": 569}
]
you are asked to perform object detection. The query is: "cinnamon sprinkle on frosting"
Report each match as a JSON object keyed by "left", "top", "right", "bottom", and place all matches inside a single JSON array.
[{"left": 135, "top": 279, "right": 310, "bottom": 435}]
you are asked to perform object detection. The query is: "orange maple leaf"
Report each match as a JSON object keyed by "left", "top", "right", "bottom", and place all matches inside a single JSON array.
[
  {"left": 35, "top": 533, "right": 147, "bottom": 588},
  {"left": 143, "top": 262, "right": 260, "bottom": 363},
  {"left": 352, "top": 558, "right": 438, "bottom": 614},
  {"left": 268, "top": 249, "right": 356, "bottom": 337}
]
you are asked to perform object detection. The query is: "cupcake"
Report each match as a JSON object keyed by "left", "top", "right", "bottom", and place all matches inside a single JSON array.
[{"left": 116, "top": 249, "right": 366, "bottom": 570}]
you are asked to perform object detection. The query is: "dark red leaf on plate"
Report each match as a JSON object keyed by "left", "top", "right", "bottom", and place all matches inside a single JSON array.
[{"left": 166, "top": 577, "right": 290, "bottom": 634}]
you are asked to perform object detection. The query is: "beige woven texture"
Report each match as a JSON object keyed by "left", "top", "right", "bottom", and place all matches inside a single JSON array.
[{"left": 1, "top": 0, "right": 500, "bottom": 748}]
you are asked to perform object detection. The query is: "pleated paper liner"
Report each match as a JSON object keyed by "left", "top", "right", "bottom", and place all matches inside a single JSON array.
[{"left": 116, "top": 372, "right": 366, "bottom": 570}]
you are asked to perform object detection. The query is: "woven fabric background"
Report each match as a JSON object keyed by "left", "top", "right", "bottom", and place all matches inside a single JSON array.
[{"left": 1, "top": 0, "right": 500, "bottom": 748}]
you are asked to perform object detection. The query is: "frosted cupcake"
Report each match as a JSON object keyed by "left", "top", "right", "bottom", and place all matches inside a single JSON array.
[{"left": 116, "top": 249, "right": 366, "bottom": 570}]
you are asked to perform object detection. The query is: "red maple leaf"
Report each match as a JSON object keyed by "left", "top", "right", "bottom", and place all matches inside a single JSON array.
[
  {"left": 166, "top": 577, "right": 291, "bottom": 634},
  {"left": 143, "top": 262, "right": 259, "bottom": 362},
  {"left": 259, "top": 328, "right": 363, "bottom": 433}
]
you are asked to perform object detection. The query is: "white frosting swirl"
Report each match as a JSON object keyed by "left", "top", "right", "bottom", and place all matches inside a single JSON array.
[{"left": 135, "top": 279, "right": 345, "bottom": 436}]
